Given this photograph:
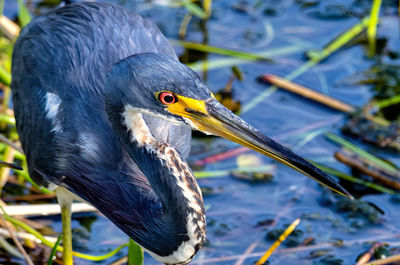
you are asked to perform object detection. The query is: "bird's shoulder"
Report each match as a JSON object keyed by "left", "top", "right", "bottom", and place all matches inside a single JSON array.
[
  {"left": 11, "top": 2, "right": 177, "bottom": 109},
  {"left": 13, "top": 2, "right": 176, "bottom": 75},
  {"left": 10, "top": 2, "right": 178, "bottom": 183}
]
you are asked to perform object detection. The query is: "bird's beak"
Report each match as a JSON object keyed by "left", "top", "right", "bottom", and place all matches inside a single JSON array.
[{"left": 166, "top": 96, "right": 352, "bottom": 199}]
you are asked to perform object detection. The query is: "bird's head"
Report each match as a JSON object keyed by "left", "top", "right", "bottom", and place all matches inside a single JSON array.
[
  {"left": 105, "top": 52, "right": 352, "bottom": 198},
  {"left": 105, "top": 53, "right": 211, "bottom": 124}
]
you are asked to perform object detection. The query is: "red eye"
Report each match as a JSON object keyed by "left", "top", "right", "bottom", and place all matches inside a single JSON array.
[{"left": 158, "top": 92, "right": 177, "bottom": 105}]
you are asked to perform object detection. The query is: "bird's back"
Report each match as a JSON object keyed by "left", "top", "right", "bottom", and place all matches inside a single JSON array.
[
  {"left": 12, "top": 3, "right": 203, "bottom": 258},
  {"left": 12, "top": 2, "right": 177, "bottom": 187}
]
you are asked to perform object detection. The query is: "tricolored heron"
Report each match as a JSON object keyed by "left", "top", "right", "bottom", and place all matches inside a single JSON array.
[{"left": 11, "top": 2, "right": 351, "bottom": 264}]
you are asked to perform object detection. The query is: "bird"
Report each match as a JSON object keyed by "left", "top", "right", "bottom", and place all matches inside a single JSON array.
[{"left": 11, "top": 2, "right": 351, "bottom": 265}]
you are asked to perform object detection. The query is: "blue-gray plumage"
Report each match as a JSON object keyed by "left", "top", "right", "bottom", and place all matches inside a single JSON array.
[
  {"left": 11, "top": 2, "right": 351, "bottom": 264},
  {"left": 12, "top": 3, "right": 204, "bottom": 263}
]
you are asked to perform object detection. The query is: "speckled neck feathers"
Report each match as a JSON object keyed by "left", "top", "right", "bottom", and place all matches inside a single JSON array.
[{"left": 122, "top": 106, "right": 206, "bottom": 264}]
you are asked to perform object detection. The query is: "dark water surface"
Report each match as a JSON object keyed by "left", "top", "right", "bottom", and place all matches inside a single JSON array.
[{"left": 4, "top": 0, "right": 400, "bottom": 264}]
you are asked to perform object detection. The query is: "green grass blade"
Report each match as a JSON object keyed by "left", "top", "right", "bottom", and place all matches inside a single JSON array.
[
  {"left": 172, "top": 40, "right": 274, "bottom": 62},
  {"left": 374, "top": 95, "right": 400, "bottom": 109},
  {"left": 308, "top": 17, "right": 370, "bottom": 62},
  {"left": 47, "top": 235, "right": 62, "bottom": 265},
  {"left": 203, "top": 0, "right": 212, "bottom": 18},
  {"left": 14, "top": 168, "right": 52, "bottom": 194},
  {"left": 188, "top": 45, "right": 304, "bottom": 72},
  {"left": 325, "top": 133, "right": 398, "bottom": 175},
  {"left": 0, "top": 0, "right": 4, "bottom": 16},
  {"left": 0, "top": 142, "right": 25, "bottom": 160},
  {"left": 72, "top": 243, "right": 129, "bottom": 261},
  {"left": 2, "top": 212, "right": 129, "bottom": 261},
  {"left": 0, "top": 235, "right": 24, "bottom": 259},
  {"left": 0, "top": 65, "right": 11, "bottom": 86},
  {"left": 194, "top": 169, "right": 230, "bottom": 178},
  {"left": 128, "top": 239, "right": 144, "bottom": 265},
  {"left": 0, "top": 113, "right": 15, "bottom": 125},
  {"left": 294, "top": 128, "right": 326, "bottom": 151},
  {"left": 16, "top": 0, "right": 31, "bottom": 27},
  {"left": 3, "top": 85, "right": 10, "bottom": 112},
  {"left": 367, "top": 0, "right": 382, "bottom": 56},
  {"left": 182, "top": 1, "right": 207, "bottom": 19}
]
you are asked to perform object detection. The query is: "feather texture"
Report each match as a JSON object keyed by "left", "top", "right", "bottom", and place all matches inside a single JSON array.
[{"left": 11, "top": 2, "right": 204, "bottom": 261}]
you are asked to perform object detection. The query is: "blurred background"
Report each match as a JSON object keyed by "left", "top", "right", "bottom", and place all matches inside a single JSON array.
[{"left": 0, "top": 0, "right": 399, "bottom": 264}]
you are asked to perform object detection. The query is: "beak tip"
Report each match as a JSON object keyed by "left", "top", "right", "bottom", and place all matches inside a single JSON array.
[
  {"left": 325, "top": 180, "right": 353, "bottom": 200},
  {"left": 343, "top": 191, "right": 354, "bottom": 200}
]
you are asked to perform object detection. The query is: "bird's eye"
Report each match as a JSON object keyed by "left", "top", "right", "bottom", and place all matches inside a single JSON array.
[{"left": 158, "top": 92, "right": 177, "bottom": 105}]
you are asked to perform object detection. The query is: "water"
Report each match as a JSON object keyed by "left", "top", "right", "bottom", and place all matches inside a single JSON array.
[{"left": 3, "top": 0, "right": 400, "bottom": 264}]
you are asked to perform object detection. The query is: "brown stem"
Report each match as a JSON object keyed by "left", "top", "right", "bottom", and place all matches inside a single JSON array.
[
  {"left": 335, "top": 150, "right": 400, "bottom": 189},
  {"left": 261, "top": 74, "right": 355, "bottom": 113}
]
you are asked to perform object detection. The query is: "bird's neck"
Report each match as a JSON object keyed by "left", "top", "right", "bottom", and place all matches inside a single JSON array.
[{"left": 113, "top": 105, "right": 206, "bottom": 263}]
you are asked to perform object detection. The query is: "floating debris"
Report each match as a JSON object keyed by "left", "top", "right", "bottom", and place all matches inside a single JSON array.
[
  {"left": 314, "top": 254, "right": 343, "bottom": 265},
  {"left": 342, "top": 115, "right": 400, "bottom": 152},
  {"left": 200, "top": 186, "right": 223, "bottom": 196},
  {"left": 319, "top": 191, "right": 382, "bottom": 226},
  {"left": 214, "top": 223, "right": 232, "bottom": 237},
  {"left": 255, "top": 219, "right": 275, "bottom": 228},
  {"left": 232, "top": 170, "right": 274, "bottom": 182},
  {"left": 213, "top": 66, "right": 243, "bottom": 113},
  {"left": 257, "top": 219, "right": 301, "bottom": 265},
  {"left": 356, "top": 242, "right": 391, "bottom": 265},
  {"left": 265, "top": 221, "right": 304, "bottom": 248},
  {"left": 308, "top": 249, "right": 331, "bottom": 259}
]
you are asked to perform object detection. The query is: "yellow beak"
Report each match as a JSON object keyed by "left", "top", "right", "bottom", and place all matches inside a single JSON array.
[{"left": 166, "top": 95, "right": 352, "bottom": 199}]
